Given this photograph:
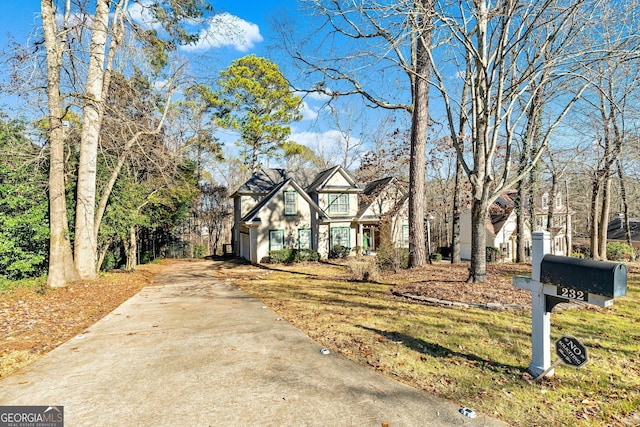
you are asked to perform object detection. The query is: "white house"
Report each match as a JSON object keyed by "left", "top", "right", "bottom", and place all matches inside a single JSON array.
[{"left": 460, "top": 191, "right": 532, "bottom": 262}]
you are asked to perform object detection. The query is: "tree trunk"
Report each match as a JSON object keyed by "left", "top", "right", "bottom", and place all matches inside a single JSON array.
[
  {"left": 617, "top": 160, "right": 633, "bottom": 255},
  {"left": 598, "top": 172, "right": 612, "bottom": 260},
  {"left": 407, "top": 0, "right": 432, "bottom": 268},
  {"left": 41, "top": 0, "right": 79, "bottom": 287},
  {"left": 125, "top": 225, "right": 137, "bottom": 271},
  {"left": 468, "top": 197, "right": 488, "bottom": 283},
  {"left": 547, "top": 173, "right": 558, "bottom": 253},
  {"left": 589, "top": 175, "right": 601, "bottom": 259},
  {"left": 74, "top": 0, "right": 110, "bottom": 279},
  {"left": 450, "top": 154, "right": 463, "bottom": 264},
  {"left": 565, "top": 180, "right": 572, "bottom": 256},
  {"left": 468, "top": 0, "right": 489, "bottom": 283},
  {"left": 515, "top": 180, "right": 527, "bottom": 262}
]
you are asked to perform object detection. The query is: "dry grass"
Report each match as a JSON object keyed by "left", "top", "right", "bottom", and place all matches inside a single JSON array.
[
  {"left": 223, "top": 260, "right": 640, "bottom": 427},
  {"left": 2, "top": 258, "right": 638, "bottom": 426}
]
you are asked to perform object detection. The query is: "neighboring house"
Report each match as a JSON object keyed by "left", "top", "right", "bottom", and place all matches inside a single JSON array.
[
  {"left": 607, "top": 214, "right": 640, "bottom": 249},
  {"left": 230, "top": 166, "right": 409, "bottom": 263},
  {"left": 533, "top": 191, "right": 572, "bottom": 256},
  {"left": 460, "top": 189, "right": 572, "bottom": 261},
  {"left": 460, "top": 190, "right": 532, "bottom": 262}
]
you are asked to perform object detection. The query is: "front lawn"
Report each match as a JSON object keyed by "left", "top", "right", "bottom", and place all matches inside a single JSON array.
[{"left": 228, "top": 260, "right": 640, "bottom": 427}]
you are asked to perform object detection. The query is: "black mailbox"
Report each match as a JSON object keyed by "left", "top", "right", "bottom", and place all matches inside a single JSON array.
[{"left": 540, "top": 255, "right": 627, "bottom": 298}]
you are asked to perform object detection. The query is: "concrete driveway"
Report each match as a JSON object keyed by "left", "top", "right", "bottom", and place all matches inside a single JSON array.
[{"left": 0, "top": 261, "right": 507, "bottom": 426}]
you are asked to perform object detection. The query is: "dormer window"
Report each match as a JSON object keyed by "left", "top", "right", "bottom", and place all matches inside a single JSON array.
[
  {"left": 555, "top": 193, "right": 562, "bottom": 209},
  {"left": 541, "top": 193, "right": 549, "bottom": 210},
  {"left": 328, "top": 193, "right": 349, "bottom": 215}
]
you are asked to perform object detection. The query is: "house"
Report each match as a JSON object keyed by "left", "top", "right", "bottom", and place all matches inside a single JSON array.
[
  {"left": 532, "top": 191, "right": 572, "bottom": 256},
  {"left": 460, "top": 191, "right": 532, "bottom": 262},
  {"left": 230, "top": 166, "right": 409, "bottom": 263},
  {"left": 607, "top": 214, "right": 640, "bottom": 250},
  {"left": 460, "top": 189, "right": 573, "bottom": 261}
]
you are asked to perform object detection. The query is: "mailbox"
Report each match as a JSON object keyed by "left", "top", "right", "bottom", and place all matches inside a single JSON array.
[{"left": 540, "top": 255, "right": 627, "bottom": 299}]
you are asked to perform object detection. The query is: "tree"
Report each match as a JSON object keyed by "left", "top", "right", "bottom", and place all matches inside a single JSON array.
[
  {"left": 578, "top": 2, "right": 640, "bottom": 260},
  {"left": 0, "top": 115, "right": 49, "bottom": 280},
  {"left": 38, "top": 0, "right": 212, "bottom": 285},
  {"left": 430, "top": 0, "right": 591, "bottom": 281},
  {"left": 280, "top": 0, "right": 434, "bottom": 267},
  {"left": 217, "top": 55, "right": 303, "bottom": 174}
]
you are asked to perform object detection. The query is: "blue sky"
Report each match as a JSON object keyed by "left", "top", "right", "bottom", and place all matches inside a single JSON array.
[{"left": 0, "top": 0, "right": 365, "bottom": 160}]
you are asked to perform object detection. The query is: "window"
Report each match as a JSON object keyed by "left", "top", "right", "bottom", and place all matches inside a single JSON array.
[
  {"left": 541, "top": 193, "right": 549, "bottom": 210},
  {"left": 401, "top": 224, "right": 409, "bottom": 248},
  {"left": 269, "top": 230, "right": 284, "bottom": 251},
  {"left": 331, "top": 227, "right": 350, "bottom": 248},
  {"left": 328, "top": 194, "right": 349, "bottom": 215},
  {"left": 298, "top": 228, "right": 312, "bottom": 249},
  {"left": 284, "top": 191, "right": 297, "bottom": 216},
  {"left": 555, "top": 194, "right": 562, "bottom": 209}
]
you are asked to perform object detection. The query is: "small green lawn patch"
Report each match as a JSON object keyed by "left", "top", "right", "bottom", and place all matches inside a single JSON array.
[{"left": 235, "top": 261, "right": 640, "bottom": 427}]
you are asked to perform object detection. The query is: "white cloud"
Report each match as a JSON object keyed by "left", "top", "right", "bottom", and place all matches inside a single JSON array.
[
  {"left": 291, "top": 130, "right": 359, "bottom": 148},
  {"left": 126, "top": 2, "right": 161, "bottom": 30},
  {"left": 181, "top": 13, "right": 263, "bottom": 52},
  {"left": 300, "top": 101, "right": 319, "bottom": 121}
]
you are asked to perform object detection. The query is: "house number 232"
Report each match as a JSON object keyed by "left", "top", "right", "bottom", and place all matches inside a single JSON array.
[{"left": 557, "top": 286, "right": 587, "bottom": 301}]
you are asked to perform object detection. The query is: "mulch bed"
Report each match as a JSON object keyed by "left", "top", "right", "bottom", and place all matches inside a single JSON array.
[{"left": 383, "top": 261, "right": 533, "bottom": 307}]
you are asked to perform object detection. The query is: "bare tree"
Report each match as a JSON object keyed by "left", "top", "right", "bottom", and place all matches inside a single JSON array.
[
  {"left": 281, "top": 0, "right": 434, "bottom": 267},
  {"left": 429, "top": 0, "right": 592, "bottom": 282},
  {"left": 576, "top": 1, "right": 640, "bottom": 260}
]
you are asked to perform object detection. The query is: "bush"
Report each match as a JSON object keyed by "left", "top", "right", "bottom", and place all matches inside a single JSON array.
[
  {"left": 486, "top": 246, "right": 500, "bottom": 263},
  {"left": 193, "top": 244, "right": 206, "bottom": 258},
  {"left": 329, "top": 245, "right": 351, "bottom": 259},
  {"left": 347, "top": 258, "right": 379, "bottom": 281},
  {"left": 269, "top": 248, "right": 320, "bottom": 264},
  {"left": 606, "top": 242, "right": 634, "bottom": 261},
  {"left": 269, "top": 249, "right": 295, "bottom": 264},
  {"left": 430, "top": 253, "right": 443, "bottom": 262},
  {"left": 572, "top": 244, "right": 590, "bottom": 258},
  {"left": 294, "top": 248, "right": 319, "bottom": 262},
  {"left": 101, "top": 252, "right": 117, "bottom": 271},
  {"left": 376, "top": 247, "right": 409, "bottom": 271}
]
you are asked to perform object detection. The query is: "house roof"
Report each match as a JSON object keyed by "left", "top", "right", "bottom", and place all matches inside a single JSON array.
[
  {"left": 240, "top": 178, "right": 329, "bottom": 224},
  {"left": 232, "top": 168, "right": 288, "bottom": 196},
  {"left": 356, "top": 176, "right": 407, "bottom": 220},
  {"left": 488, "top": 192, "right": 516, "bottom": 235},
  {"left": 306, "top": 165, "right": 360, "bottom": 193},
  {"left": 607, "top": 215, "right": 640, "bottom": 241}
]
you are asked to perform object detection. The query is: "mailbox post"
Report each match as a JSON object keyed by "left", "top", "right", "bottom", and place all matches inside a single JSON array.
[{"left": 513, "top": 231, "right": 627, "bottom": 378}]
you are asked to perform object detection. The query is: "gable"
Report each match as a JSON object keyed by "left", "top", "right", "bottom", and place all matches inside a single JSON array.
[
  {"left": 241, "top": 179, "right": 328, "bottom": 224},
  {"left": 324, "top": 171, "right": 353, "bottom": 188},
  {"left": 307, "top": 165, "right": 359, "bottom": 193}
]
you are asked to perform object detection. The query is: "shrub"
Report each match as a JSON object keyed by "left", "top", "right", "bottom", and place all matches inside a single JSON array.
[
  {"left": 270, "top": 248, "right": 320, "bottom": 264},
  {"left": 294, "top": 248, "right": 319, "bottom": 262},
  {"left": 486, "top": 246, "right": 500, "bottom": 263},
  {"left": 101, "top": 252, "right": 117, "bottom": 271},
  {"left": 430, "top": 253, "right": 443, "bottom": 262},
  {"left": 606, "top": 242, "right": 634, "bottom": 261},
  {"left": 572, "top": 244, "right": 590, "bottom": 258},
  {"left": 269, "top": 249, "right": 295, "bottom": 264},
  {"left": 193, "top": 244, "right": 206, "bottom": 258},
  {"left": 376, "top": 246, "right": 409, "bottom": 271},
  {"left": 347, "top": 258, "right": 379, "bottom": 281},
  {"left": 329, "top": 245, "right": 351, "bottom": 259}
]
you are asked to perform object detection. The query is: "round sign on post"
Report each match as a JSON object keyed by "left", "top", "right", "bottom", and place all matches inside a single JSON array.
[{"left": 555, "top": 335, "right": 588, "bottom": 368}]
